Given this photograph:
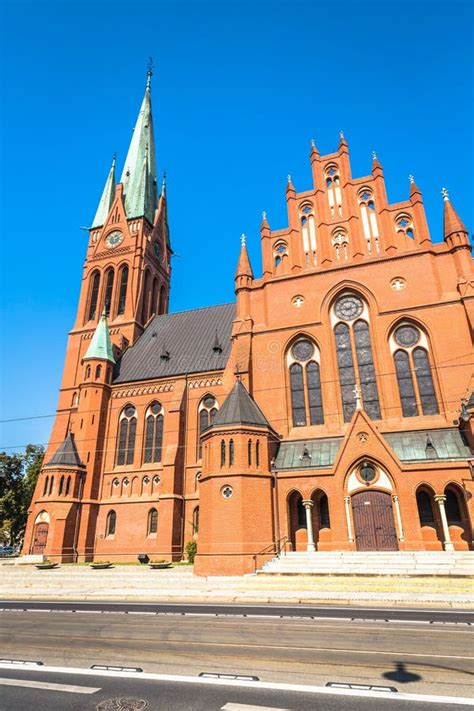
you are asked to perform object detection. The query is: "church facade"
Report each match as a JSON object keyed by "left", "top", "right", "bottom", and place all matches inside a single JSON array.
[{"left": 23, "top": 73, "right": 474, "bottom": 575}]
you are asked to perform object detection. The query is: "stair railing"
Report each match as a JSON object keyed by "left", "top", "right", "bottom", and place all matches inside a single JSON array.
[{"left": 253, "top": 536, "right": 291, "bottom": 573}]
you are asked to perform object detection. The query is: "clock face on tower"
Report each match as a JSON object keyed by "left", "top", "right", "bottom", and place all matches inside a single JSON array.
[{"left": 105, "top": 230, "right": 124, "bottom": 249}]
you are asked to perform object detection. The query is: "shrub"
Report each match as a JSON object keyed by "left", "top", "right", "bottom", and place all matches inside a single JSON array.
[{"left": 186, "top": 540, "right": 197, "bottom": 564}]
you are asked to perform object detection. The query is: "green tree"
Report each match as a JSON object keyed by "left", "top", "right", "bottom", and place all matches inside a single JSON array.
[{"left": 0, "top": 445, "right": 44, "bottom": 546}]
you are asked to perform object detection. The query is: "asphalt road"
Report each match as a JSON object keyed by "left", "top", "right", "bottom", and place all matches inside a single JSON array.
[
  {"left": 0, "top": 604, "right": 473, "bottom": 708},
  {"left": 2, "top": 598, "right": 474, "bottom": 623},
  {"left": 0, "top": 666, "right": 473, "bottom": 711}
]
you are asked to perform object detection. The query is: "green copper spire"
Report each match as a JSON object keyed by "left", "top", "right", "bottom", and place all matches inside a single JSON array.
[
  {"left": 120, "top": 67, "right": 157, "bottom": 224},
  {"left": 91, "top": 155, "right": 116, "bottom": 228},
  {"left": 83, "top": 310, "right": 116, "bottom": 363}
]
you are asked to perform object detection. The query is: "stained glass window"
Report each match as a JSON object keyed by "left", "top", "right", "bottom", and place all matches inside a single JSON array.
[
  {"left": 334, "top": 323, "right": 357, "bottom": 422},
  {"left": 290, "top": 363, "right": 306, "bottom": 426},
  {"left": 106, "top": 510, "right": 116, "bottom": 536},
  {"left": 104, "top": 269, "right": 114, "bottom": 316},
  {"left": 394, "top": 350, "right": 418, "bottom": 417},
  {"left": 143, "top": 402, "right": 164, "bottom": 464},
  {"left": 117, "top": 266, "right": 129, "bottom": 315},
  {"left": 306, "top": 362, "right": 324, "bottom": 425},
  {"left": 88, "top": 271, "right": 100, "bottom": 321},
  {"left": 354, "top": 321, "right": 381, "bottom": 420},
  {"left": 413, "top": 348, "right": 438, "bottom": 415},
  {"left": 220, "top": 440, "right": 226, "bottom": 467},
  {"left": 148, "top": 508, "right": 158, "bottom": 534},
  {"left": 116, "top": 406, "right": 137, "bottom": 466}
]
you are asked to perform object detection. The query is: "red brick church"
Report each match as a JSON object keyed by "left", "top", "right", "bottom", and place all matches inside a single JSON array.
[{"left": 24, "top": 72, "right": 474, "bottom": 575}]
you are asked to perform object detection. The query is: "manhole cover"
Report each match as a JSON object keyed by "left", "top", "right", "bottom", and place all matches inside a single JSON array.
[{"left": 96, "top": 698, "right": 148, "bottom": 710}]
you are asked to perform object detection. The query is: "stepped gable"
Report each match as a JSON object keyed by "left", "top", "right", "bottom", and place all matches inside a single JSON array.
[{"left": 113, "top": 303, "right": 235, "bottom": 382}]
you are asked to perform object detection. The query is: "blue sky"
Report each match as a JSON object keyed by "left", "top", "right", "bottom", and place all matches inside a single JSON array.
[{"left": 0, "top": 0, "right": 472, "bottom": 452}]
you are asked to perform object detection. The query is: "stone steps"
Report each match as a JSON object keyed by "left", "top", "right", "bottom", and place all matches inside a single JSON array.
[{"left": 259, "top": 551, "right": 474, "bottom": 577}]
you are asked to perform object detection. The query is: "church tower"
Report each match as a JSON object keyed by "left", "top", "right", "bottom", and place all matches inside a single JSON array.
[{"left": 46, "top": 69, "right": 171, "bottom": 464}]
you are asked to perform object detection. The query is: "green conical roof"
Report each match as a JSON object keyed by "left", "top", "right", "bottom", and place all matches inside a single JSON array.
[
  {"left": 120, "top": 72, "right": 157, "bottom": 224},
  {"left": 91, "top": 156, "right": 116, "bottom": 228},
  {"left": 84, "top": 312, "right": 115, "bottom": 363}
]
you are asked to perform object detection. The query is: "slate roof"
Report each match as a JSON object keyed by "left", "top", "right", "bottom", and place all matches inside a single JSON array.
[
  {"left": 383, "top": 428, "right": 472, "bottom": 462},
  {"left": 113, "top": 303, "right": 235, "bottom": 383},
  {"left": 210, "top": 380, "right": 271, "bottom": 429},
  {"left": 274, "top": 438, "right": 343, "bottom": 470},
  {"left": 46, "top": 433, "right": 84, "bottom": 468}
]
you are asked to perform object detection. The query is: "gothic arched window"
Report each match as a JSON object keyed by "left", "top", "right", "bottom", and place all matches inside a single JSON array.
[
  {"left": 143, "top": 401, "right": 164, "bottom": 464},
  {"left": 229, "top": 439, "right": 234, "bottom": 466},
  {"left": 106, "top": 510, "right": 116, "bottom": 536},
  {"left": 392, "top": 325, "right": 438, "bottom": 417},
  {"left": 88, "top": 271, "right": 101, "bottom": 321},
  {"left": 65, "top": 476, "right": 71, "bottom": 496},
  {"left": 103, "top": 268, "right": 115, "bottom": 316},
  {"left": 148, "top": 508, "right": 158, "bottom": 535},
  {"left": 117, "top": 265, "right": 129, "bottom": 315},
  {"left": 220, "top": 439, "right": 226, "bottom": 467},
  {"left": 248, "top": 439, "right": 252, "bottom": 466},
  {"left": 48, "top": 476, "right": 54, "bottom": 495},
  {"left": 59, "top": 475, "right": 65, "bottom": 496},
  {"left": 43, "top": 476, "right": 49, "bottom": 496},
  {"left": 445, "top": 487, "right": 462, "bottom": 524},
  {"left": 333, "top": 295, "right": 380, "bottom": 422},
  {"left": 416, "top": 489, "right": 435, "bottom": 526},
  {"left": 320, "top": 493, "right": 330, "bottom": 529},
  {"left": 197, "top": 395, "right": 218, "bottom": 459},
  {"left": 288, "top": 338, "right": 324, "bottom": 427},
  {"left": 256, "top": 440, "right": 260, "bottom": 467},
  {"left": 116, "top": 405, "right": 137, "bottom": 466}
]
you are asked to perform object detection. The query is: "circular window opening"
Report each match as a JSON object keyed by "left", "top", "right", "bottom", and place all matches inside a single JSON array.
[
  {"left": 150, "top": 402, "right": 161, "bottom": 415},
  {"left": 112, "top": 478, "right": 119, "bottom": 488},
  {"left": 203, "top": 396, "right": 216, "bottom": 409},
  {"left": 394, "top": 325, "right": 420, "bottom": 347},
  {"left": 221, "top": 485, "right": 233, "bottom": 499},
  {"left": 359, "top": 462, "right": 376, "bottom": 483},
  {"left": 153, "top": 475, "right": 161, "bottom": 485},
  {"left": 335, "top": 295, "right": 364, "bottom": 321},
  {"left": 143, "top": 476, "right": 150, "bottom": 485},
  {"left": 291, "top": 339, "right": 315, "bottom": 361}
]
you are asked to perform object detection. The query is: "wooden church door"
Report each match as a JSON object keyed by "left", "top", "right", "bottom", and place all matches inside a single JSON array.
[
  {"left": 352, "top": 491, "right": 398, "bottom": 551},
  {"left": 31, "top": 523, "right": 49, "bottom": 555}
]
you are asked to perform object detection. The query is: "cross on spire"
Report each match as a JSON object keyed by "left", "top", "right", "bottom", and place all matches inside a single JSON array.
[
  {"left": 240, "top": 233, "right": 246, "bottom": 246},
  {"left": 409, "top": 174, "right": 415, "bottom": 184},
  {"left": 441, "top": 186, "right": 449, "bottom": 201},
  {"left": 146, "top": 57, "right": 153, "bottom": 89}
]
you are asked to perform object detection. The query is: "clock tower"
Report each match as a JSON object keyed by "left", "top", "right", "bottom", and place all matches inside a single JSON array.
[{"left": 46, "top": 69, "right": 172, "bottom": 464}]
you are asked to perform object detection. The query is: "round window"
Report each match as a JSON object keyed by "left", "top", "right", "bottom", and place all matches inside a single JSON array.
[
  {"left": 335, "top": 296, "right": 364, "bottom": 321},
  {"left": 143, "top": 476, "right": 150, "bottom": 485},
  {"left": 203, "top": 396, "right": 216, "bottom": 409},
  {"left": 112, "top": 478, "right": 119, "bottom": 488},
  {"left": 153, "top": 475, "right": 161, "bottom": 485},
  {"left": 124, "top": 405, "right": 136, "bottom": 418},
  {"left": 359, "top": 463, "right": 376, "bottom": 483},
  {"left": 394, "top": 325, "right": 420, "bottom": 347},
  {"left": 150, "top": 402, "right": 162, "bottom": 415},
  {"left": 221, "top": 485, "right": 233, "bottom": 499},
  {"left": 291, "top": 339, "right": 315, "bottom": 361},
  {"left": 123, "top": 478, "right": 129, "bottom": 486}
]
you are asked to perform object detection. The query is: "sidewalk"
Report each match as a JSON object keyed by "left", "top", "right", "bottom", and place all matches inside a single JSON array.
[{"left": 1, "top": 563, "right": 473, "bottom": 607}]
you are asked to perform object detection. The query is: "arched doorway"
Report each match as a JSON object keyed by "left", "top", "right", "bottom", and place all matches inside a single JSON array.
[
  {"left": 288, "top": 491, "right": 307, "bottom": 551},
  {"left": 416, "top": 486, "right": 443, "bottom": 549},
  {"left": 31, "top": 523, "right": 49, "bottom": 554},
  {"left": 352, "top": 491, "right": 398, "bottom": 551}
]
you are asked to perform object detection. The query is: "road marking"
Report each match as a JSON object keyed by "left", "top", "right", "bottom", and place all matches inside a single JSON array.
[
  {"left": 0, "top": 663, "right": 472, "bottom": 706},
  {"left": 0, "top": 677, "right": 100, "bottom": 694},
  {"left": 221, "top": 704, "right": 290, "bottom": 710}
]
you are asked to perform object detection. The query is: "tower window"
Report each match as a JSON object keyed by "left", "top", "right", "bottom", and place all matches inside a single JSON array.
[
  {"left": 229, "top": 439, "right": 234, "bottom": 466},
  {"left": 148, "top": 508, "right": 158, "bottom": 535},
  {"left": 88, "top": 271, "right": 101, "bottom": 321},
  {"left": 117, "top": 266, "right": 129, "bottom": 315},
  {"left": 220, "top": 439, "right": 226, "bottom": 467},
  {"left": 143, "top": 401, "right": 164, "bottom": 464},
  {"left": 103, "top": 268, "right": 115, "bottom": 316}
]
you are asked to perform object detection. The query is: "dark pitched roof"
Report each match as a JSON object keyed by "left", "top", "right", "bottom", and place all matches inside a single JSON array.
[
  {"left": 274, "top": 438, "right": 342, "bottom": 470},
  {"left": 384, "top": 428, "right": 472, "bottom": 462},
  {"left": 113, "top": 303, "right": 235, "bottom": 383},
  {"left": 211, "top": 380, "right": 271, "bottom": 429},
  {"left": 46, "top": 433, "right": 84, "bottom": 468}
]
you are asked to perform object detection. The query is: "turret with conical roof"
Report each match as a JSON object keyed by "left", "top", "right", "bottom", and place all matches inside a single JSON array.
[{"left": 83, "top": 310, "right": 115, "bottom": 363}]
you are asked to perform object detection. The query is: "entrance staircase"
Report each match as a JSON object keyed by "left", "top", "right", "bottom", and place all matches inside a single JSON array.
[{"left": 258, "top": 551, "right": 474, "bottom": 577}]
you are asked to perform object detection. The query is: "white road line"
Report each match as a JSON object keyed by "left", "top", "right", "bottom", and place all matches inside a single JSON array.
[
  {"left": 221, "top": 704, "right": 290, "bottom": 710},
  {"left": 0, "top": 677, "right": 100, "bottom": 694},
  {"left": 0, "top": 663, "right": 472, "bottom": 706}
]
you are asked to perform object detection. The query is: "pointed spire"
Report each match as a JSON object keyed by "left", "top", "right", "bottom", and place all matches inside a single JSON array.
[
  {"left": 46, "top": 432, "right": 84, "bottom": 468},
  {"left": 409, "top": 173, "right": 421, "bottom": 198},
  {"left": 338, "top": 130, "right": 348, "bottom": 149},
  {"left": 260, "top": 210, "right": 269, "bottom": 230},
  {"left": 286, "top": 174, "right": 295, "bottom": 193},
  {"left": 442, "top": 189, "right": 468, "bottom": 241},
  {"left": 371, "top": 150, "right": 382, "bottom": 171},
  {"left": 91, "top": 155, "right": 116, "bottom": 228},
  {"left": 120, "top": 70, "right": 157, "bottom": 223},
  {"left": 310, "top": 137, "right": 319, "bottom": 158},
  {"left": 83, "top": 310, "right": 115, "bottom": 363},
  {"left": 235, "top": 233, "right": 253, "bottom": 279}
]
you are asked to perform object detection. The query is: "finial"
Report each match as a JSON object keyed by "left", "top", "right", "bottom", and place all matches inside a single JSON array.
[
  {"left": 161, "top": 171, "right": 167, "bottom": 194},
  {"left": 240, "top": 233, "right": 246, "bottom": 246},
  {"left": 441, "top": 186, "right": 449, "bottom": 201},
  {"left": 353, "top": 384, "right": 362, "bottom": 410},
  {"left": 112, "top": 152, "right": 117, "bottom": 167},
  {"left": 262, "top": 210, "right": 267, "bottom": 220},
  {"left": 101, "top": 306, "right": 107, "bottom": 319},
  {"left": 339, "top": 131, "right": 344, "bottom": 139},
  {"left": 287, "top": 174, "right": 292, "bottom": 184},
  {"left": 146, "top": 57, "right": 153, "bottom": 89},
  {"left": 372, "top": 150, "right": 377, "bottom": 160},
  {"left": 409, "top": 174, "right": 415, "bottom": 184},
  {"left": 310, "top": 138, "right": 315, "bottom": 148}
]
